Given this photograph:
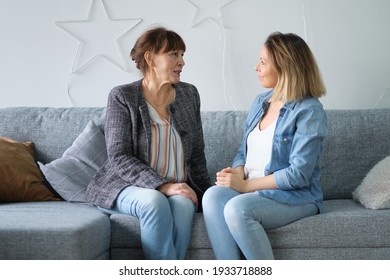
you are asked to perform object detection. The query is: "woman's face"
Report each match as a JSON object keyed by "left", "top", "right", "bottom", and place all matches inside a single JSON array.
[
  {"left": 255, "top": 46, "right": 278, "bottom": 88},
  {"left": 150, "top": 49, "right": 185, "bottom": 85}
]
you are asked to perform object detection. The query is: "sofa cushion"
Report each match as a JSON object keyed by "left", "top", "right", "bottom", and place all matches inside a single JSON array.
[
  {"left": 38, "top": 120, "right": 107, "bottom": 203},
  {"left": 201, "top": 111, "right": 246, "bottom": 183},
  {"left": 320, "top": 109, "right": 390, "bottom": 200},
  {"left": 0, "top": 201, "right": 110, "bottom": 259},
  {"left": 110, "top": 200, "right": 390, "bottom": 260},
  {"left": 0, "top": 107, "right": 106, "bottom": 164},
  {"left": 267, "top": 199, "right": 390, "bottom": 250},
  {"left": 200, "top": 110, "right": 390, "bottom": 200},
  {"left": 109, "top": 213, "right": 216, "bottom": 260},
  {"left": 0, "top": 137, "right": 60, "bottom": 202},
  {"left": 352, "top": 156, "right": 390, "bottom": 209}
]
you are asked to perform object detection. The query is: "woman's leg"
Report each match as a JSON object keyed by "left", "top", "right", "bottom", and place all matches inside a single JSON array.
[
  {"left": 111, "top": 186, "right": 177, "bottom": 260},
  {"left": 202, "top": 186, "right": 242, "bottom": 259},
  {"left": 168, "top": 195, "right": 196, "bottom": 259},
  {"left": 224, "top": 193, "right": 318, "bottom": 260}
]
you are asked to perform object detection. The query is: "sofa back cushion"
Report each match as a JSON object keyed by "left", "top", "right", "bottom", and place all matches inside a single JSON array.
[
  {"left": 0, "top": 107, "right": 106, "bottom": 164},
  {"left": 201, "top": 111, "right": 246, "bottom": 187},
  {"left": 1, "top": 107, "right": 389, "bottom": 201},
  {"left": 200, "top": 109, "right": 390, "bottom": 200},
  {"left": 321, "top": 109, "right": 390, "bottom": 199}
]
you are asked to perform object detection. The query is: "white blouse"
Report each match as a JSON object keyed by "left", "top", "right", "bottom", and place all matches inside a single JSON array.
[{"left": 244, "top": 119, "right": 276, "bottom": 179}]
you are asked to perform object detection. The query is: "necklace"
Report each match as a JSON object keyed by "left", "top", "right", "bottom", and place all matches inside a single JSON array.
[{"left": 142, "top": 80, "right": 175, "bottom": 107}]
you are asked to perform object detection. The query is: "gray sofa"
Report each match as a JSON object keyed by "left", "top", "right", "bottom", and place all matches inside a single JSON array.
[{"left": 1, "top": 107, "right": 389, "bottom": 260}]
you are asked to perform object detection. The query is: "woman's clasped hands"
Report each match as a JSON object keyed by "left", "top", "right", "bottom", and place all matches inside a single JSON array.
[{"left": 215, "top": 167, "right": 248, "bottom": 193}]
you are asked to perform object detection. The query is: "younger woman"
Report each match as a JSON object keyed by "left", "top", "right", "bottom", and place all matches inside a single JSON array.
[{"left": 202, "top": 32, "right": 328, "bottom": 259}]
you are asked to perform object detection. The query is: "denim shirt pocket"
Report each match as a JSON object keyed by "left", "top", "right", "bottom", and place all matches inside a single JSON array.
[{"left": 272, "top": 133, "right": 294, "bottom": 167}]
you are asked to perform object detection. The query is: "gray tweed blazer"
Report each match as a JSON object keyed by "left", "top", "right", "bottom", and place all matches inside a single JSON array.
[{"left": 86, "top": 80, "right": 211, "bottom": 209}]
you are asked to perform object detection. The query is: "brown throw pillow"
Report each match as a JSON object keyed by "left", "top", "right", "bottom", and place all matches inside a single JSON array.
[{"left": 0, "top": 137, "right": 60, "bottom": 202}]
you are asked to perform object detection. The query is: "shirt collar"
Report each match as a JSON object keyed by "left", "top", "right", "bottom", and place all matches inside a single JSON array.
[{"left": 261, "top": 90, "right": 298, "bottom": 111}]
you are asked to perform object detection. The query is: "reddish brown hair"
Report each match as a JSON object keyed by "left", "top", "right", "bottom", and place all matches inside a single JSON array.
[{"left": 130, "top": 27, "right": 186, "bottom": 74}]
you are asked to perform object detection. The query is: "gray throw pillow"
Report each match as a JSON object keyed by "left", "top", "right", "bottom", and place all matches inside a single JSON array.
[
  {"left": 352, "top": 156, "right": 390, "bottom": 210},
  {"left": 38, "top": 120, "right": 107, "bottom": 203}
]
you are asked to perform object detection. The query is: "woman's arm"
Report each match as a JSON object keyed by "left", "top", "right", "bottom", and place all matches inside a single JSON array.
[
  {"left": 216, "top": 166, "right": 277, "bottom": 193},
  {"left": 105, "top": 86, "right": 166, "bottom": 189},
  {"left": 273, "top": 106, "right": 328, "bottom": 191},
  {"left": 217, "top": 103, "right": 327, "bottom": 193},
  {"left": 186, "top": 86, "right": 211, "bottom": 191}
]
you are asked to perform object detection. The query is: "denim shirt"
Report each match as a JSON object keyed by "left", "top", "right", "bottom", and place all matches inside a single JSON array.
[{"left": 232, "top": 90, "right": 328, "bottom": 212}]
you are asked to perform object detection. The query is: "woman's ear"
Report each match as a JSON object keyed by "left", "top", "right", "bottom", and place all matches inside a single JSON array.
[{"left": 144, "top": 51, "right": 154, "bottom": 67}]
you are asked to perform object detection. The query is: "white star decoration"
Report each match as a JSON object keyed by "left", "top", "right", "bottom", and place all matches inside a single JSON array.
[
  {"left": 187, "top": 0, "right": 234, "bottom": 28},
  {"left": 55, "top": 0, "right": 141, "bottom": 72}
]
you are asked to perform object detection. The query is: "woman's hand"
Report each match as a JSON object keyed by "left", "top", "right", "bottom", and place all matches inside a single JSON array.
[
  {"left": 216, "top": 166, "right": 277, "bottom": 193},
  {"left": 157, "top": 182, "right": 198, "bottom": 206},
  {"left": 215, "top": 167, "right": 248, "bottom": 193}
]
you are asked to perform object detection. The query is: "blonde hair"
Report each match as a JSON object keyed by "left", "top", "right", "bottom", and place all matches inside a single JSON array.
[{"left": 265, "top": 32, "right": 326, "bottom": 102}]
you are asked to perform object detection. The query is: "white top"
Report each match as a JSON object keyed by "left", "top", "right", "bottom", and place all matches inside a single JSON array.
[{"left": 244, "top": 119, "right": 276, "bottom": 179}]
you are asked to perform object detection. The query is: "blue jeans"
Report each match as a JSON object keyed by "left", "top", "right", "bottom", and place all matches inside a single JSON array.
[
  {"left": 202, "top": 186, "right": 318, "bottom": 260},
  {"left": 99, "top": 186, "right": 195, "bottom": 260}
]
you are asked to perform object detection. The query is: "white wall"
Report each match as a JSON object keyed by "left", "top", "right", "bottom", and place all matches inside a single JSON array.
[{"left": 1, "top": 0, "right": 390, "bottom": 110}]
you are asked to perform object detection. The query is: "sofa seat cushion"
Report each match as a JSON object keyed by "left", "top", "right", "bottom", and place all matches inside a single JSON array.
[
  {"left": 267, "top": 199, "right": 390, "bottom": 250},
  {"left": 110, "top": 213, "right": 212, "bottom": 248},
  {"left": 109, "top": 213, "right": 215, "bottom": 260},
  {"left": 0, "top": 201, "right": 110, "bottom": 259},
  {"left": 110, "top": 199, "right": 390, "bottom": 259}
]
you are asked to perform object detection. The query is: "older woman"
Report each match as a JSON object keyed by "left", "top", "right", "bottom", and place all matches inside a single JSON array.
[
  {"left": 202, "top": 32, "right": 328, "bottom": 259},
  {"left": 86, "top": 27, "right": 211, "bottom": 260}
]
